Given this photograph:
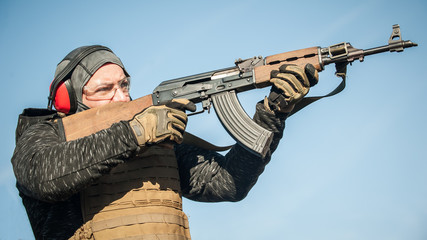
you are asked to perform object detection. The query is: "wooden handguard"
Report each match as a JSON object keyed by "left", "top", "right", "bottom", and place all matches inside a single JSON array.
[
  {"left": 62, "top": 95, "right": 153, "bottom": 141},
  {"left": 254, "top": 47, "right": 322, "bottom": 88}
]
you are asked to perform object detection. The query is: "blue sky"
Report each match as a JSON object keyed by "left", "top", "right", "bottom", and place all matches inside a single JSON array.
[{"left": 1, "top": 0, "right": 426, "bottom": 239}]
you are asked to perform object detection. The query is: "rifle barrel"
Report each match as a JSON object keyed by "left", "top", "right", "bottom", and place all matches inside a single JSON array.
[
  {"left": 364, "top": 40, "right": 418, "bottom": 56},
  {"left": 323, "top": 40, "right": 418, "bottom": 66}
]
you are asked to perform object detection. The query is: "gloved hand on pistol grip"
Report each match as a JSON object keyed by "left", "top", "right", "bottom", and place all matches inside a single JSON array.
[
  {"left": 128, "top": 99, "right": 196, "bottom": 146},
  {"left": 265, "top": 63, "right": 319, "bottom": 113}
]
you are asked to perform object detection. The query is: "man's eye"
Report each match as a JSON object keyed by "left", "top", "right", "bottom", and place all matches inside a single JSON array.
[
  {"left": 95, "top": 86, "right": 113, "bottom": 93},
  {"left": 121, "top": 81, "right": 130, "bottom": 89}
]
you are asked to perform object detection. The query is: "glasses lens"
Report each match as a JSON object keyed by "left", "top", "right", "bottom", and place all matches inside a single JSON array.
[
  {"left": 84, "top": 77, "right": 130, "bottom": 100},
  {"left": 120, "top": 79, "right": 131, "bottom": 92}
]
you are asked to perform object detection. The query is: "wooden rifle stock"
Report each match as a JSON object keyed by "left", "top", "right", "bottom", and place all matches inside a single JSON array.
[{"left": 62, "top": 95, "right": 153, "bottom": 141}]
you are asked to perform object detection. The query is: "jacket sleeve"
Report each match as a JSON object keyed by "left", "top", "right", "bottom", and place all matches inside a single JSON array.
[
  {"left": 175, "top": 102, "right": 286, "bottom": 202},
  {"left": 11, "top": 119, "right": 139, "bottom": 202}
]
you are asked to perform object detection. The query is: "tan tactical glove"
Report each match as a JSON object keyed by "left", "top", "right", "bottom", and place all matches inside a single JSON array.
[
  {"left": 266, "top": 63, "right": 319, "bottom": 113},
  {"left": 128, "top": 99, "right": 196, "bottom": 146}
]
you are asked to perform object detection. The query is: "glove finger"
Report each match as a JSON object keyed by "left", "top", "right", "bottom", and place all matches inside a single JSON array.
[
  {"left": 165, "top": 99, "right": 196, "bottom": 112},
  {"left": 167, "top": 127, "right": 184, "bottom": 144},
  {"left": 167, "top": 111, "right": 188, "bottom": 137},
  {"left": 270, "top": 70, "right": 280, "bottom": 78},
  {"left": 270, "top": 77, "right": 297, "bottom": 101},
  {"left": 154, "top": 122, "right": 184, "bottom": 144},
  {"left": 278, "top": 64, "right": 310, "bottom": 87},
  {"left": 168, "top": 108, "right": 188, "bottom": 124},
  {"left": 273, "top": 73, "right": 306, "bottom": 95},
  {"left": 170, "top": 121, "right": 186, "bottom": 134},
  {"left": 304, "top": 63, "right": 319, "bottom": 87}
]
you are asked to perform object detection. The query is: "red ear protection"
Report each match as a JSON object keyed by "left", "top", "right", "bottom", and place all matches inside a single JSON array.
[{"left": 49, "top": 79, "right": 77, "bottom": 114}]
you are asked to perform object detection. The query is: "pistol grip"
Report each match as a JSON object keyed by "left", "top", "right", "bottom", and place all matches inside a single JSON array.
[{"left": 211, "top": 91, "right": 273, "bottom": 158}]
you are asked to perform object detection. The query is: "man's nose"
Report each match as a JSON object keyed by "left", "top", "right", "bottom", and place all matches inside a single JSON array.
[{"left": 112, "top": 88, "right": 130, "bottom": 102}]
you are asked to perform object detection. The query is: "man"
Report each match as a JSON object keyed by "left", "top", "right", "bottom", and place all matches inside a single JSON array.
[{"left": 12, "top": 45, "right": 318, "bottom": 239}]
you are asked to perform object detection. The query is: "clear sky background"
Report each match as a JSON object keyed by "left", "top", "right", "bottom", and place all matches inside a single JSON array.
[{"left": 1, "top": 0, "right": 426, "bottom": 239}]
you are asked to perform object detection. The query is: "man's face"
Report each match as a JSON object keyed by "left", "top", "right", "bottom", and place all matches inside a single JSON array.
[{"left": 82, "top": 63, "right": 131, "bottom": 109}]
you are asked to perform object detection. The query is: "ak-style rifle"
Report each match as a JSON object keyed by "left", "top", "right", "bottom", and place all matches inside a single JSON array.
[{"left": 61, "top": 24, "right": 417, "bottom": 157}]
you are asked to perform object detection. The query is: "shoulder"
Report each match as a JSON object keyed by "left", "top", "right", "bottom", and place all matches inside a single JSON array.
[{"left": 15, "top": 108, "right": 65, "bottom": 144}]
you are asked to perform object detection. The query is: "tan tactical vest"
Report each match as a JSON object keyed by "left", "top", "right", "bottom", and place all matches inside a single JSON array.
[{"left": 71, "top": 145, "right": 191, "bottom": 239}]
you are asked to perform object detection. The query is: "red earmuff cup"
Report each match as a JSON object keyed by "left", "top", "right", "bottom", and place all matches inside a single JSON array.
[{"left": 52, "top": 81, "right": 71, "bottom": 114}]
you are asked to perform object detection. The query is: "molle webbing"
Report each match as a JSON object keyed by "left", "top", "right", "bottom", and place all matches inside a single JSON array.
[{"left": 78, "top": 146, "right": 191, "bottom": 239}]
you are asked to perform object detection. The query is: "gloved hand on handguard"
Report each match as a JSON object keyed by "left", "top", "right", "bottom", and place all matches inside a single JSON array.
[{"left": 265, "top": 63, "right": 319, "bottom": 114}]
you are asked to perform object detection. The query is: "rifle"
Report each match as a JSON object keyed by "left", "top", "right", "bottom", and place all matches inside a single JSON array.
[{"left": 61, "top": 24, "right": 417, "bottom": 158}]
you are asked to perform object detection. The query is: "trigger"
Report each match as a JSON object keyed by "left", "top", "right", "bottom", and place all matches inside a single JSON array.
[
  {"left": 202, "top": 99, "right": 212, "bottom": 114},
  {"left": 187, "top": 99, "right": 212, "bottom": 116}
]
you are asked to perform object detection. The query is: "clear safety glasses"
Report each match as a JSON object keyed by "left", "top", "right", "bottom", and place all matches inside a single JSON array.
[{"left": 83, "top": 77, "right": 130, "bottom": 101}]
